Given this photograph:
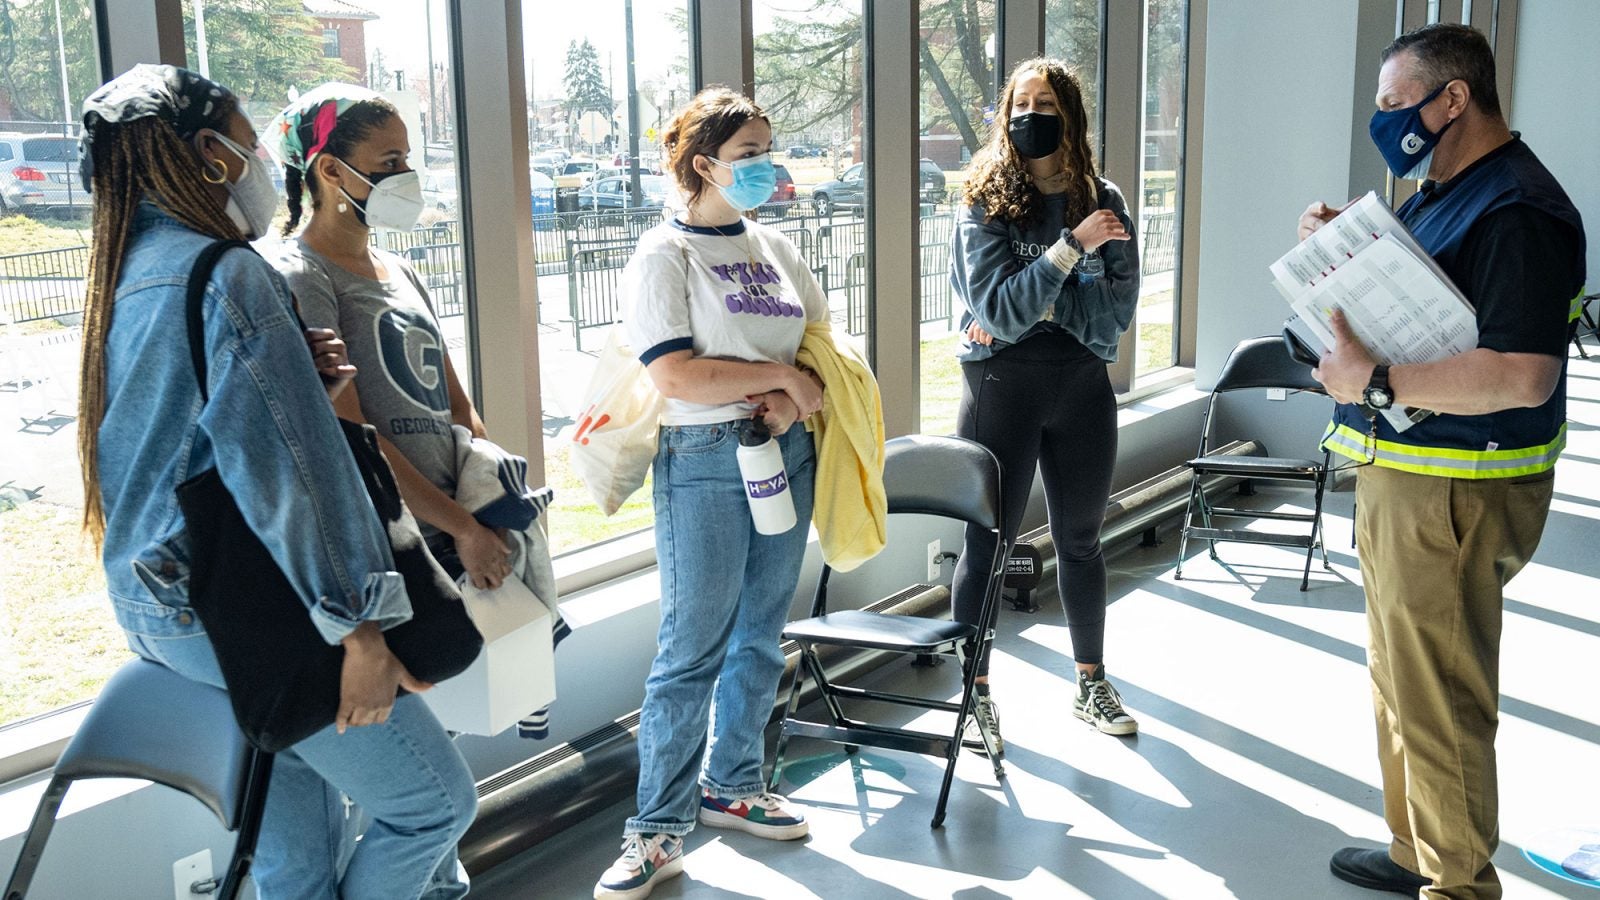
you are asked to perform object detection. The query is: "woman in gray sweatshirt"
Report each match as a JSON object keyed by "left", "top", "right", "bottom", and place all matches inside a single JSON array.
[{"left": 948, "top": 57, "right": 1142, "bottom": 756}]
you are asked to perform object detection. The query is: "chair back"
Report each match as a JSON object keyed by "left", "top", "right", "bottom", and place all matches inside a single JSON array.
[
  {"left": 53, "top": 659, "right": 258, "bottom": 830},
  {"left": 882, "top": 434, "right": 1002, "bottom": 531},
  {"left": 1213, "top": 335, "right": 1325, "bottom": 394}
]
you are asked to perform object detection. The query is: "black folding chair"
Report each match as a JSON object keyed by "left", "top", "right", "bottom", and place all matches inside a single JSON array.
[
  {"left": 769, "top": 434, "right": 1009, "bottom": 828},
  {"left": 5, "top": 659, "right": 273, "bottom": 900},
  {"left": 1175, "top": 336, "right": 1333, "bottom": 591}
]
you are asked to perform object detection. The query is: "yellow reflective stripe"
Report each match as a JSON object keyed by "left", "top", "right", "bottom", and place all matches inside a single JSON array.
[
  {"left": 1571, "top": 287, "right": 1587, "bottom": 324},
  {"left": 1322, "top": 422, "right": 1566, "bottom": 478}
]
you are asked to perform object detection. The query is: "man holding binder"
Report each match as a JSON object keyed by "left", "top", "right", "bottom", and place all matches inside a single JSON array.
[{"left": 1298, "top": 23, "right": 1586, "bottom": 900}]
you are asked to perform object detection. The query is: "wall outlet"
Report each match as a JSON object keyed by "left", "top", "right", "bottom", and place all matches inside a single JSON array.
[
  {"left": 173, "top": 849, "right": 212, "bottom": 900},
  {"left": 927, "top": 539, "right": 942, "bottom": 582},
  {"left": 1266, "top": 387, "right": 1289, "bottom": 401}
]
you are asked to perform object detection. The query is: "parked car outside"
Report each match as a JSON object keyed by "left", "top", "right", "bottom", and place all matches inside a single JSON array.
[
  {"left": 758, "top": 162, "right": 796, "bottom": 215},
  {"left": 0, "top": 132, "right": 89, "bottom": 214},
  {"left": 423, "top": 168, "right": 458, "bottom": 216},
  {"left": 785, "top": 145, "right": 819, "bottom": 158},
  {"left": 576, "top": 174, "right": 669, "bottom": 212},
  {"left": 808, "top": 158, "right": 946, "bottom": 216},
  {"left": 554, "top": 159, "right": 600, "bottom": 189}
]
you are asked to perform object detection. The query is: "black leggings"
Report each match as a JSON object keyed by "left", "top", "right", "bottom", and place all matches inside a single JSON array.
[{"left": 949, "top": 332, "right": 1118, "bottom": 674}]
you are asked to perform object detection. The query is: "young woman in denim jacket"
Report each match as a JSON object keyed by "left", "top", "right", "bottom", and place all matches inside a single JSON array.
[
  {"left": 593, "top": 88, "right": 827, "bottom": 900},
  {"left": 76, "top": 65, "right": 474, "bottom": 900}
]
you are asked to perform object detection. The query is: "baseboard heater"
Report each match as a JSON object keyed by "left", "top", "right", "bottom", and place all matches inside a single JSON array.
[{"left": 458, "top": 439, "right": 1266, "bottom": 874}]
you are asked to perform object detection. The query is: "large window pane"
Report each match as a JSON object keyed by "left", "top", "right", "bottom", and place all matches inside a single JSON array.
[
  {"left": 0, "top": 0, "right": 114, "bottom": 726},
  {"left": 521, "top": 2, "right": 690, "bottom": 554},
  {"left": 753, "top": 0, "right": 868, "bottom": 359},
  {"left": 917, "top": 0, "right": 996, "bottom": 436},
  {"left": 1134, "top": 0, "right": 1187, "bottom": 381},
  {"left": 1046, "top": 0, "right": 1105, "bottom": 148}
]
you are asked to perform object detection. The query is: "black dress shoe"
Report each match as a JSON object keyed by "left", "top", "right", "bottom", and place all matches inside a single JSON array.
[{"left": 1330, "top": 847, "right": 1432, "bottom": 894}]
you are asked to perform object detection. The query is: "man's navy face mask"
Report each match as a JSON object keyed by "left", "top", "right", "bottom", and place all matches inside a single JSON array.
[{"left": 1369, "top": 81, "right": 1455, "bottom": 181}]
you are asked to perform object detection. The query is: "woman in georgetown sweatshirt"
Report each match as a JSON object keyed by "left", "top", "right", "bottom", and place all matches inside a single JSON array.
[{"left": 948, "top": 57, "right": 1142, "bottom": 756}]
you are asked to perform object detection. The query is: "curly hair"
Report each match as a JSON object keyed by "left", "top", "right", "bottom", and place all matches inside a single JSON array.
[
  {"left": 662, "top": 86, "right": 769, "bottom": 208},
  {"left": 962, "top": 57, "right": 1098, "bottom": 227}
]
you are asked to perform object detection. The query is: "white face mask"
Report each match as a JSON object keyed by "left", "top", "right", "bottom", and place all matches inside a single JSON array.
[
  {"left": 202, "top": 131, "right": 279, "bottom": 240},
  {"left": 335, "top": 158, "right": 424, "bottom": 231}
]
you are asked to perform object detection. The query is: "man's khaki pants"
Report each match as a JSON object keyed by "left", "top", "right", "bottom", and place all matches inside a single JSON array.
[{"left": 1355, "top": 465, "right": 1554, "bottom": 900}]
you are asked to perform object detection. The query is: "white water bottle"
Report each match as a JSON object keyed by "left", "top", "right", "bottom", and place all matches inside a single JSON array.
[{"left": 736, "top": 419, "right": 797, "bottom": 535}]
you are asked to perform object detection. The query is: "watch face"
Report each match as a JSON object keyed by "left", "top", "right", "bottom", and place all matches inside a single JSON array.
[{"left": 1366, "top": 387, "right": 1393, "bottom": 409}]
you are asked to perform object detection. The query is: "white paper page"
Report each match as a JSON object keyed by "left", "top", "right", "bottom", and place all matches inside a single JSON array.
[
  {"left": 1288, "top": 236, "right": 1477, "bottom": 432},
  {"left": 1270, "top": 192, "right": 1397, "bottom": 296}
]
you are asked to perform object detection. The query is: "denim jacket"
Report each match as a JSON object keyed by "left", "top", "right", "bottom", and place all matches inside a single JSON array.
[{"left": 98, "top": 203, "right": 411, "bottom": 644}]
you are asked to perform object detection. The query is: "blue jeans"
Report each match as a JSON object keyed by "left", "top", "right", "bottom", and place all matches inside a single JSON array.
[
  {"left": 627, "top": 421, "right": 816, "bottom": 836},
  {"left": 125, "top": 632, "right": 476, "bottom": 900}
]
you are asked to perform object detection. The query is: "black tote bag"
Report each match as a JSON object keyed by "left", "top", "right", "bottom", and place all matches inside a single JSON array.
[{"left": 174, "top": 241, "right": 482, "bottom": 753}]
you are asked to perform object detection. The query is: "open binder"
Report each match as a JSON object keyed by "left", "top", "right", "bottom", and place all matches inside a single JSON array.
[{"left": 1273, "top": 191, "right": 1477, "bottom": 432}]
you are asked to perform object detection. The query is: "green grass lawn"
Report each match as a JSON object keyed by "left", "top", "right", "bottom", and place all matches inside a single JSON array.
[
  {"left": 0, "top": 500, "right": 127, "bottom": 724},
  {"left": 0, "top": 212, "right": 92, "bottom": 256}
]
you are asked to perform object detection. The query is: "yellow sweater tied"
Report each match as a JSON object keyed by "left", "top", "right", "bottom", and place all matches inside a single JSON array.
[{"left": 796, "top": 320, "right": 887, "bottom": 571}]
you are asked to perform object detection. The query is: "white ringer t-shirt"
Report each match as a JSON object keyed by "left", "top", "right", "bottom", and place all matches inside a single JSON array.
[{"left": 624, "top": 217, "right": 829, "bottom": 425}]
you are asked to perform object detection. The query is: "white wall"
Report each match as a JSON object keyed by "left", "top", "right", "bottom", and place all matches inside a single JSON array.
[
  {"left": 1192, "top": 0, "right": 1365, "bottom": 458},
  {"left": 1511, "top": 0, "right": 1600, "bottom": 286}
]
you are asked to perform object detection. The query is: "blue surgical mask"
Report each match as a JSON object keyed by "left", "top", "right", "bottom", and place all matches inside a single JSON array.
[
  {"left": 1369, "top": 82, "right": 1455, "bottom": 181},
  {"left": 708, "top": 153, "right": 777, "bottom": 210}
]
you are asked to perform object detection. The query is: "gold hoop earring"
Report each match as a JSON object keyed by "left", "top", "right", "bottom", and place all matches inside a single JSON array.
[{"left": 203, "top": 159, "right": 229, "bottom": 185}]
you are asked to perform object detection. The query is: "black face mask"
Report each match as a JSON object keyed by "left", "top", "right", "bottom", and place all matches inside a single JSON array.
[{"left": 1008, "top": 112, "right": 1063, "bottom": 160}]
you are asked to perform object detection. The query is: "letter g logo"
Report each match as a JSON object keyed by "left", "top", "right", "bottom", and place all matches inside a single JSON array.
[
  {"left": 375, "top": 308, "right": 450, "bottom": 413},
  {"left": 1401, "top": 133, "right": 1425, "bottom": 154}
]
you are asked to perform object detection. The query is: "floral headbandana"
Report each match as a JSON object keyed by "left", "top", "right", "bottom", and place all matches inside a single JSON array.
[{"left": 263, "top": 82, "right": 382, "bottom": 172}]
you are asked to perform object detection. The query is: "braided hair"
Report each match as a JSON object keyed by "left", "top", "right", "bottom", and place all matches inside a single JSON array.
[{"left": 78, "top": 110, "right": 243, "bottom": 546}]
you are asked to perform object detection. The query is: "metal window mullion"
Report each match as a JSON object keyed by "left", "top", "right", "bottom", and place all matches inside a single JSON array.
[
  {"left": 450, "top": 0, "right": 543, "bottom": 474},
  {"left": 1176, "top": 0, "right": 1207, "bottom": 369},
  {"left": 1469, "top": 0, "right": 1494, "bottom": 36},
  {"left": 999, "top": 0, "right": 1044, "bottom": 79},
  {"left": 1491, "top": 0, "right": 1518, "bottom": 123},
  {"left": 866, "top": 1, "right": 917, "bottom": 438},
  {"left": 92, "top": 0, "right": 186, "bottom": 80},
  {"left": 1100, "top": 0, "right": 1143, "bottom": 394},
  {"left": 693, "top": 0, "right": 753, "bottom": 95}
]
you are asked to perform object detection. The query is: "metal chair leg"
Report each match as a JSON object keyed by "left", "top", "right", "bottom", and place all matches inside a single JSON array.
[
  {"left": 769, "top": 648, "right": 812, "bottom": 792},
  {"left": 217, "top": 750, "right": 274, "bottom": 900},
  {"left": 4, "top": 776, "right": 71, "bottom": 900}
]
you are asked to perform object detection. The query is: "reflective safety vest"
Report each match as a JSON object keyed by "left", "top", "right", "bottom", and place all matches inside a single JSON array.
[{"left": 1325, "top": 137, "right": 1586, "bottom": 479}]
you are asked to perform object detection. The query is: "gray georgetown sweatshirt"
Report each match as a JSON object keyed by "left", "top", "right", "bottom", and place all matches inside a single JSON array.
[{"left": 949, "top": 176, "right": 1141, "bottom": 363}]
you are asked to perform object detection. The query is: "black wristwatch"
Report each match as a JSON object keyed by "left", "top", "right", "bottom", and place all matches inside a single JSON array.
[{"left": 1363, "top": 365, "right": 1394, "bottom": 411}]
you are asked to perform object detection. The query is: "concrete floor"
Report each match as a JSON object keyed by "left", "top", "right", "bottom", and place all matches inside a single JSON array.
[{"left": 471, "top": 351, "right": 1600, "bottom": 899}]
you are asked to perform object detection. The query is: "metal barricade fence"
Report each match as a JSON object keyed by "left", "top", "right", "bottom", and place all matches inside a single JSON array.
[
  {"left": 812, "top": 219, "right": 866, "bottom": 293},
  {"left": 565, "top": 238, "right": 635, "bottom": 352},
  {"left": 0, "top": 245, "right": 89, "bottom": 323},
  {"left": 1141, "top": 210, "right": 1176, "bottom": 276}
]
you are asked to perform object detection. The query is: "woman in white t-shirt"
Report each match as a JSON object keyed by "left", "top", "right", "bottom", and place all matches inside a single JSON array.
[{"left": 594, "top": 88, "right": 827, "bottom": 900}]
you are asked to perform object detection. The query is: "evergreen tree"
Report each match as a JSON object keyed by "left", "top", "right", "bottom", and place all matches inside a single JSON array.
[{"left": 562, "top": 37, "right": 612, "bottom": 142}]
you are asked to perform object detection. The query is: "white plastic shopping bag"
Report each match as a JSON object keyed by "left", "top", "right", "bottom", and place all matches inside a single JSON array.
[
  {"left": 422, "top": 576, "right": 556, "bottom": 736},
  {"left": 569, "top": 327, "right": 664, "bottom": 515}
]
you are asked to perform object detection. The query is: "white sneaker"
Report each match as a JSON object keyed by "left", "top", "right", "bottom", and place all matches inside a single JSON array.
[
  {"left": 698, "top": 790, "right": 809, "bottom": 840},
  {"left": 960, "top": 694, "right": 1004, "bottom": 757},
  {"left": 593, "top": 832, "right": 684, "bottom": 900},
  {"left": 1073, "top": 666, "right": 1138, "bottom": 736}
]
